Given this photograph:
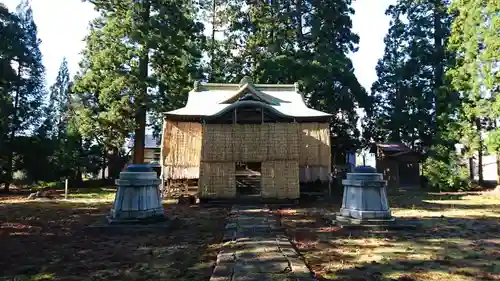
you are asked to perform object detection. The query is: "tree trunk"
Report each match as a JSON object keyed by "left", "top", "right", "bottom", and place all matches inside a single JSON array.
[
  {"left": 497, "top": 154, "right": 500, "bottom": 187},
  {"left": 476, "top": 118, "right": 484, "bottom": 184},
  {"left": 132, "top": 0, "right": 151, "bottom": 165},
  {"left": 469, "top": 157, "right": 474, "bottom": 180},
  {"left": 107, "top": 147, "right": 122, "bottom": 180},
  {"left": 295, "top": 0, "right": 303, "bottom": 49},
  {"left": 102, "top": 149, "right": 107, "bottom": 179},
  {"left": 74, "top": 135, "right": 83, "bottom": 184},
  {"left": 269, "top": 0, "right": 278, "bottom": 53},
  {"left": 4, "top": 61, "right": 22, "bottom": 192},
  {"left": 209, "top": 0, "right": 216, "bottom": 82},
  {"left": 433, "top": 0, "right": 444, "bottom": 126}
]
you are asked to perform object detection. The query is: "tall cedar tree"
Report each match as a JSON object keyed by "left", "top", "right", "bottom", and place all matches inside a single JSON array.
[
  {"left": 42, "top": 58, "right": 71, "bottom": 138},
  {"left": 2, "top": 1, "right": 46, "bottom": 191},
  {"left": 448, "top": 0, "right": 500, "bottom": 183},
  {"left": 73, "top": 0, "right": 203, "bottom": 175},
  {"left": 202, "top": 0, "right": 370, "bottom": 161},
  {"left": 0, "top": 3, "right": 24, "bottom": 188},
  {"left": 198, "top": 0, "right": 228, "bottom": 82},
  {"left": 371, "top": 0, "right": 457, "bottom": 149},
  {"left": 371, "top": 0, "right": 467, "bottom": 190},
  {"left": 35, "top": 59, "right": 83, "bottom": 181}
]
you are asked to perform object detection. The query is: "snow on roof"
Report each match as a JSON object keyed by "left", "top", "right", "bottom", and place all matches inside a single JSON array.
[{"left": 164, "top": 79, "right": 332, "bottom": 118}]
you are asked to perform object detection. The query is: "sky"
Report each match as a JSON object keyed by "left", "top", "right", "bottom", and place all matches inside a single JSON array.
[{"left": 2, "top": 0, "right": 395, "bottom": 91}]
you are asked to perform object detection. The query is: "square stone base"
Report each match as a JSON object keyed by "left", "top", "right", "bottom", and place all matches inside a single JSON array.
[
  {"left": 107, "top": 214, "right": 166, "bottom": 225},
  {"left": 340, "top": 207, "right": 392, "bottom": 220},
  {"left": 109, "top": 207, "right": 165, "bottom": 221},
  {"left": 334, "top": 214, "right": 419, "bottom": 230}
]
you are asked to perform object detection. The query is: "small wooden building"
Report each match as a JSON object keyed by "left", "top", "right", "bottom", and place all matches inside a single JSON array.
[
  {"left": 160, "top": 77, "right": 332, "bottom": 199},
  {"left": 371, "top": 143, "right": 421, "bottom": 190}
]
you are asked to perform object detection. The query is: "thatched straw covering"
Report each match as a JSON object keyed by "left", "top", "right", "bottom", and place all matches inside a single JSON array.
[
  {"left": 200, "top": 124, "right": 233, "bottom": 162},
  {"left": 296, "top": 123, "right": 331, "bottom": 183},
  {"left": 261, "top": 161, "right": 300, "bottom": 199},
  {"left": 267, "top": 123, "right": 299, "bottom": 160},
  {"left": 200, "top": 123, "right": 302, "bottom": 163},
  {"left": 317, "top": 123, "right": 331, "bottom": 167},
  {"left": 162, "top": 121, "right": 202, "bottom": 179},
  {"left": 162, "top": 120, "right": 330, "bottom": 197},
  {"left": 299, "top": 123, "right": 330, "bottom": 167},
  {"left": 198, "top": 162, "right": 236, "bottom": 198},
  {"left": 231, "top": 124, "right": 269, "bottom": 162}
]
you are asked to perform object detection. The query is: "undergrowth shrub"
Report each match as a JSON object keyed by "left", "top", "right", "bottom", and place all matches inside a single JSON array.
[{"left": 423, "top": 144, "right": 471, "bottom": 192}]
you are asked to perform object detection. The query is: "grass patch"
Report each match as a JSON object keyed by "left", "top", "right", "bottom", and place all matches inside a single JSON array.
[
  {"left": 278, "top": 191, "right": 500, "bottom": 281},
  {"left": 0, "top": 193, "right": 229, "bottom": 281},
  {"left": 67, "top": 187, "right": 116, "bottom": 201}
]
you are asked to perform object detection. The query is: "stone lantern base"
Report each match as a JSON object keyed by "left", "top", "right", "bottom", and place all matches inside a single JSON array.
[
  {"left": 334, "top": 214, "right": 395, "bottom": 226},
  {"left": 107, "top": 164, "right": 165, "bottom": 224},
  {"left": 333, "top": 166, "right": 418, "bottom": 230},
  {"left": 335, "top": 166, "right": 395, "bottom": 228}
]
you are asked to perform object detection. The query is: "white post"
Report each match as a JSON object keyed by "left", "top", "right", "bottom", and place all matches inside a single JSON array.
[{"left": 64, "top": 179, "right": 69, "bottom": 200}]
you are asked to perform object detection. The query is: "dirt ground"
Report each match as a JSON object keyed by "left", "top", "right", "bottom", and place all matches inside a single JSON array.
[
  {"left": 277, "top": 191, "right": 500, "bottom": 281},
  {"left": 0, "top": 189, "right": 229, "bottom": 281},
  {"left": 2, "top": 188, "right": 499, "bottom": 281}
]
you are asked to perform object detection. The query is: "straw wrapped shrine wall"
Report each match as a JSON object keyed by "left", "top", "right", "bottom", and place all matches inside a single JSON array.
[
  {"left": 298, "top": 123, "right": 331, "bottom": 182},
  {"left": 161, "top": 121, "right": 202, "bottom": 179},
  {"left": 261, "top": 161, "right": 300, "bottom": 199},
  {"left": 196, "top": 122, "right": 331, "bottom": 198},
  {"left": 199, "top": 123, "right": 302, "bottom": 163},
  {"left": 198, "top": 162, "right": 236, "bottom": 198}
]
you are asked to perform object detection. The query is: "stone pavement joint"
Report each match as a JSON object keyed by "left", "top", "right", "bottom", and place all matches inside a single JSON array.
[{"left": 210, "top": 205, "right": 316, "bottom": 281}]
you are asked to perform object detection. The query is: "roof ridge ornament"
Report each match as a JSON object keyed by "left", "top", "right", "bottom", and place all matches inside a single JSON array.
[{"left": 239, "top": 76, "right": 253, "bottom": 87}]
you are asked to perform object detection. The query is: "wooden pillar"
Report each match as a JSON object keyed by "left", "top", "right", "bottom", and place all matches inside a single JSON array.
[{"left": 159, "top": 118, "right": 167, "bottom": 195}]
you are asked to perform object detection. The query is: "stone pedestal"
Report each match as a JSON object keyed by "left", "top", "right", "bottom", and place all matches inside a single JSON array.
[
  {"left": 336, "top": 166, "right": 394, "bottom": 226},
  {"left": 108, "top": 164, "right": 165, "bottom": 223}
]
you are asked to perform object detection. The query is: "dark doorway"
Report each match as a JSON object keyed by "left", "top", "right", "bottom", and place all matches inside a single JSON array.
[
  {"left": 235, "top": 162, "right": 261, "bottom": 197},
  {"left": 399, "top": 161, "right": 419, "bottom": 187}
]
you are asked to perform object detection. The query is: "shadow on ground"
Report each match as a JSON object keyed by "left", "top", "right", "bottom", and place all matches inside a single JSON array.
[
  {"left": 0, "top": 197, "right": 229, "bottom": 281},
  {"left": 274, "top": 191, "right": 500, "bottom": 281}
]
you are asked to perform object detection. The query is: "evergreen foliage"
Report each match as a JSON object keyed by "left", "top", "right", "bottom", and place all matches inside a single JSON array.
[{"left": 1, "top": 0, "right": 498, "bottom": 191}]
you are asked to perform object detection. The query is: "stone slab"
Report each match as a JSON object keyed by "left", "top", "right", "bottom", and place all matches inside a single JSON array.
[
  {"left": 237, "top": 216, "right": 273, "bottom": 222},
  {"left": 238, "top": 224, "right": 271, "bottom": 229},
  {"left": 211, "top": 264, "right": 234, "bottom": 281},
  {"left": 210, "top": 205, "right": 315, "bottom": 281},
  {"left": 236, "top": 228, "right": 271, "bottom": 236},
  {"left": 234, "top": 259, "right": 290, "bottom": 274},
  {"left": 234, "top": 245, "right": 277, "bottom": 253},
  {"left": 290, "top": 271, "right": 316, "bottom": 281},
  {"left": 232, "top": 272, "right": 273, "bottom": 281},
  {"left": 217, "top": 251, "right": 236, "bottom": 264},
  {"left": 280, "top": 247, "right": 299, "bottom": 259}
]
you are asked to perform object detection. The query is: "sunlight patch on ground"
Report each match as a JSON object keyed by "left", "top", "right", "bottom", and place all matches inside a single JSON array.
[
  {"left": 0, "top": 196, "right": 229, "bottom": 281},
  {"left": 393, "top": 207, "right": 500, "bottom": 219},
  {"left": 281, "top": 192, "right": 500, "bottom": 281},
  {"left": 12, "top": 273, "right": 56, "bottom": 281}
]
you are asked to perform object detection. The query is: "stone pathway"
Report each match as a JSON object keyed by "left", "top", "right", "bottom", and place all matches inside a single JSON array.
[{"left": 210, "top": 205, "right": 315, "bottom": 281}]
